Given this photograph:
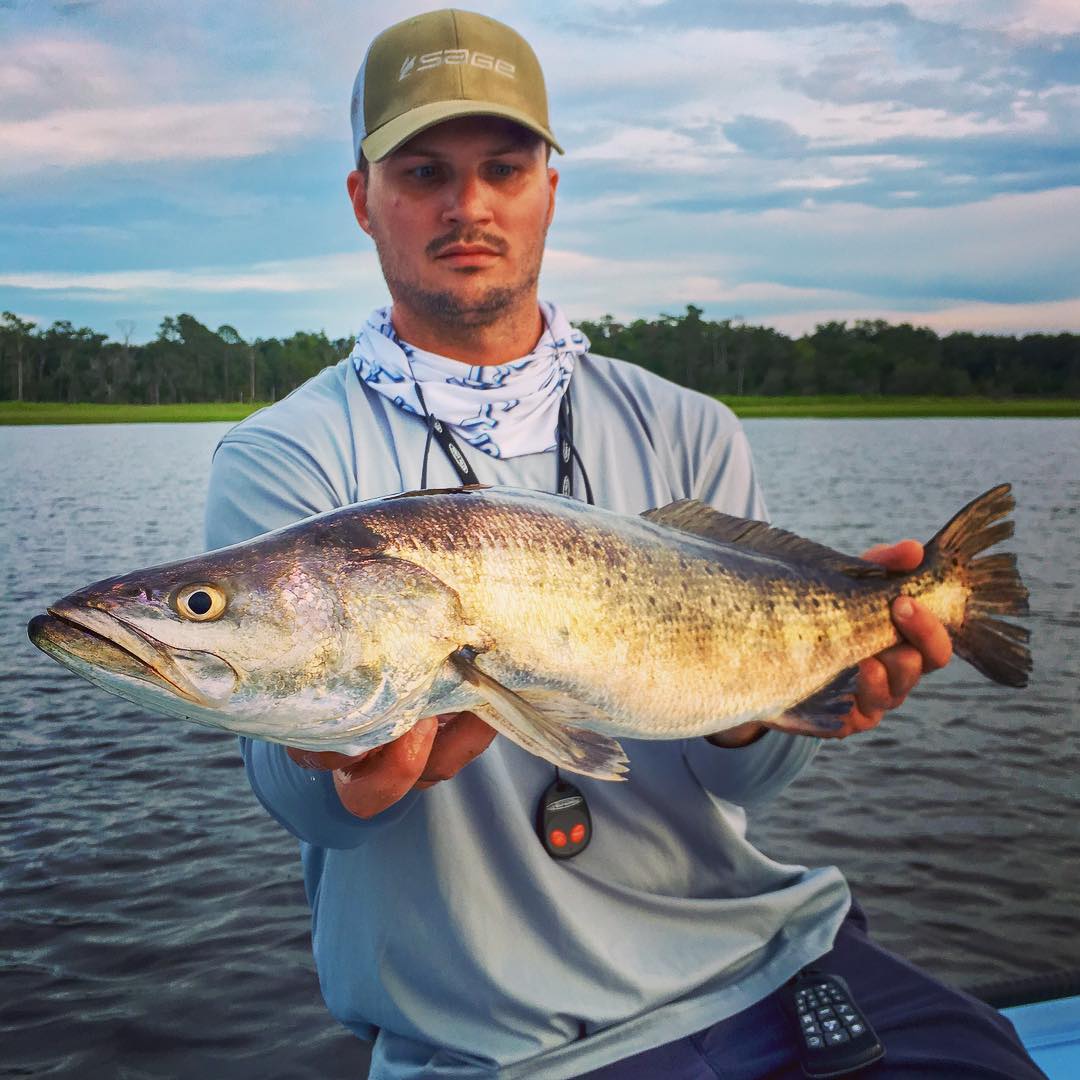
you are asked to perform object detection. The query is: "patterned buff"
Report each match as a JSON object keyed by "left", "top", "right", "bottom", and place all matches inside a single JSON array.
[{"left": 349, "top": 302, "right": 589, "bottom": 459}]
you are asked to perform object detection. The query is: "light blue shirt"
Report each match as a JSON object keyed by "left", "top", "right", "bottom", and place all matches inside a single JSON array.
[{"left": 204, "top": 351, "right": 850, "bottom": 1079}]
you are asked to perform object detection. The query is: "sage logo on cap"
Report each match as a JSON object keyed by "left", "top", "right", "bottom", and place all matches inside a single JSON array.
[
  {"left": 351, "top": 9, "right": 562, "bottom": 165},
  {"left": 398, "top": 49, "right": 517, "bottom": 81}
]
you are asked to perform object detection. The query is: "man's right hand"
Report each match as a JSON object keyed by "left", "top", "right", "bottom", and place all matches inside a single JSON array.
[{"left": 286, "top": 711, "right": 497, "bottom": 819}]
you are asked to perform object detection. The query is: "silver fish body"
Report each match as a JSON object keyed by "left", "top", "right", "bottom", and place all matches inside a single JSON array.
[{"left": 28, "top": 484, "right": 1031, "bottom": 780}]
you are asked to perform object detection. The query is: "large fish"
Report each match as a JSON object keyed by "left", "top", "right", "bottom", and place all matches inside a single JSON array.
[{"left": 27, "top": 484, "right": 1030, "bottom": 780}]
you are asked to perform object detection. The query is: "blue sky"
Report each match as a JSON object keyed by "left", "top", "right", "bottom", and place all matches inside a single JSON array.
[{"left": 2, "top": 0, "right": 1079, "bottom": 344}]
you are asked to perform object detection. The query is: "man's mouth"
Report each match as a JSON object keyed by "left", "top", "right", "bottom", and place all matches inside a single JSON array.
[
  {"left": 436, "top": 245, "right": 502, "bottom": 265},
  {"left": 428, "top": 230, "right": 508, "bottom": 264}
]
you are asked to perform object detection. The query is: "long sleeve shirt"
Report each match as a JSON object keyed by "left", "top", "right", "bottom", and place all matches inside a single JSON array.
[{"left": 204, "top": 350, "right": 850, "bottom": 1079}]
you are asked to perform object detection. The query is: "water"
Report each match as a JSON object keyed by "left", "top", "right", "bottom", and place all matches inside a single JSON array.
[
  {"left": 742, "top": 419, "right": 1080, "bottom": 988},
  {"left": 1, "top": 418, "right": 1077, "bottom": 1078}
]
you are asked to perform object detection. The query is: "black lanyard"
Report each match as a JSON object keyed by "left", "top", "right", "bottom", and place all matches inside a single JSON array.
[
  {"left": 412, "top": 381, "right": 597, "bottom": 859},
  {"left": 415, "top": 383, "right": 593, "bottom": 505}
]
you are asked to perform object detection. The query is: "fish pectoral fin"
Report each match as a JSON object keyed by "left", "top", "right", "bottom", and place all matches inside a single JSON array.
[
  {"left": 764, "top": 666, "right": 860, "bottom": 737},
  {"left": 641, "top": 500, "right": 888, "bottom": 578},
  {"left": 451, "top": 652, "right": 629, "bottom": 781}
]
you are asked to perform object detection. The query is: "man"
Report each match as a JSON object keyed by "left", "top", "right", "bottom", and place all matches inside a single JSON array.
[{"left": 204, "top": 10, "right": 1044, "bottom": 1078}]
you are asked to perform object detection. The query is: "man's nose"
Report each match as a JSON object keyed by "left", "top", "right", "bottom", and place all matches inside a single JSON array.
[{"left": 441, "top": 172, "right": 494, "bottom": 226}]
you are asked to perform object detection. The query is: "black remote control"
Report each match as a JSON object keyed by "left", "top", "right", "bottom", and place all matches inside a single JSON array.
[{"left": 779, "top": 969, "right": 884, "bottom": 1078}]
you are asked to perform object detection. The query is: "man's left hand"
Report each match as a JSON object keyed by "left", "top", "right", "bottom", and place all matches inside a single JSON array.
[{"left": 839, "top": 538, "right": 953, "bottom": 738}]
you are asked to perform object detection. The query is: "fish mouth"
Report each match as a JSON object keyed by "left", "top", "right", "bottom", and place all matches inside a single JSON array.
[{"left": 35, "top": 601, "right": 219, "bottom": 707}]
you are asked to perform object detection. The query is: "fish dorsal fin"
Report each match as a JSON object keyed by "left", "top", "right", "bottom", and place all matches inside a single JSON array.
[
  {"left": 384, "top": 484, "right": 491, "bottom": 500},
  {"left": 451, "top": 651, "right": 628, "bottom": 781},
  {"left": 641, "top": 500, "right": 887, "bottom": 578}
]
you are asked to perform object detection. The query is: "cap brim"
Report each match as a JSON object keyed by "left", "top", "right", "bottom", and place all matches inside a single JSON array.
[{"left": 361, "top": 99, "right": 564, "bottom": 162}]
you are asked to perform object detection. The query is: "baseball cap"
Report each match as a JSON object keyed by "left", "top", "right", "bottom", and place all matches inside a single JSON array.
[{"left": 351, "top": 9, "right": 563, "bottom": 165}]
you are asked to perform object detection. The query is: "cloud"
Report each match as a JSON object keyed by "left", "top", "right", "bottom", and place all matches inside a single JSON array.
[
  {"left": 895, "top": 0, "right": 1080, "bottom": 34},
  {"left": 2, "top": 1, "right": 1077, "bottom": 342},
  {"left": 0, "top": 37, "right": 123, "bottom": 115},
  {"left": 667, "top": 185, "right": 1080, "bottom": 302},
  {"left": 613, "top": 0, "right": 918, "bottom": 33},
  {"left": 0, "top": 34, "right": 182, "bottom": 118},
  {"left": 723, "top": 115, "right": 808, "bottom": 156},
  {"left": 0, "top": 251, "right": 383, "bottom": 298},
  {"left": 1010, "top": 0, "right": 1080, "bottom": 33},
  {"left": 760, "top": 296, "right": 1080, "bottom": 336},
  {"left": 0, "top": 100, "right": 326, "bottom": 174},
  {"left": 541, "top": 243, "right": 1080, "bottom": 336},
  {"left": 570, "top": 127, "right": 725, "bottom": 172},
  {"left": 540, "top": 0, "right": 1079, "bottom": 217},
  {"left": 544, "top": 182, "right": 1080, "bottom": 334},
  {"left": 0, "top": 33, "right": 328, "bottom": 175},
  {"left": 540, "top": 248, "right": 857, "bottom": 320}
]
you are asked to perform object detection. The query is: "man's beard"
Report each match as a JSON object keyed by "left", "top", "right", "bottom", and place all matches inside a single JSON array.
[
  {"left": 382, "top": 275, "right": 531, "bottom": 328},
  {"left": 371, "top": 225, "right": 543, "bottom": 329}
]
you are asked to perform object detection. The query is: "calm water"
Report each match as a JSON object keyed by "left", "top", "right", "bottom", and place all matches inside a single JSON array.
[{"left": 1, "top": 418, "right": 1077, "bottom": 1078}]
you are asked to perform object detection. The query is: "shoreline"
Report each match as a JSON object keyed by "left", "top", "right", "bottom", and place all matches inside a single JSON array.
[
  {"left": 728, "top": 396, "right": 1080, "bottom": 418},
  {"left": 2, "top": 398, "right": 1079, "bottom": 425}
]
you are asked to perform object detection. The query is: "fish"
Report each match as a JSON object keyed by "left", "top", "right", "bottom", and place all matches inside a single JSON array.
[{"left": 27, "top": 484, "right": 1031, "bottom": 781}]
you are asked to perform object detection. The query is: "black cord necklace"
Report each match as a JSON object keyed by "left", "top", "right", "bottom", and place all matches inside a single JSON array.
[
  {"left": 416, "top": 383, "right": 591, "bottom": 503},
  {"left": 413, "top": 381, "right": 596, "bottom": 860}
]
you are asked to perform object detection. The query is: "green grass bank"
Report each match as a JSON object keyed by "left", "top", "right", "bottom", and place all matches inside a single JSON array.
[
  {"left": 0, "top": 401, "right": 273, "bottom": 425},
  {"left": 1, "top": 397, "right": 1079, "bottom": 426}
]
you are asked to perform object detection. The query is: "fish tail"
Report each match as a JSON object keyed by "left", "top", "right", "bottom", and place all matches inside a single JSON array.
[{"left": 925, "top": 484, "right": 1031, "bottom": 687}]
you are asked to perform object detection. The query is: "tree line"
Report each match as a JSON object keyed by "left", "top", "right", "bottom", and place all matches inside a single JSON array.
[{"left": 2, "top": 306, "right": 1077, "bottom": 404}]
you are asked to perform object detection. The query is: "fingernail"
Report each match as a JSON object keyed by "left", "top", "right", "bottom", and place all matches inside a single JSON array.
[{"left": 895, "top": 597, "right": 914, "bottom": 619}]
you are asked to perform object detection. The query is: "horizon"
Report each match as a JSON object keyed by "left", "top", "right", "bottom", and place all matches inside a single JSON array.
[
  {"left": 6, "top": 307, "right": 1080, "bottom": 350},
  {"left": 2, "top": 0, "right": 1079, "bottom": 345}
]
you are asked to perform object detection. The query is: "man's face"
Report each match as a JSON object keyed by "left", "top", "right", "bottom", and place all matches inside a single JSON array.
[{"left": 347, "top": 116, "right": 558, "bottom": 330}]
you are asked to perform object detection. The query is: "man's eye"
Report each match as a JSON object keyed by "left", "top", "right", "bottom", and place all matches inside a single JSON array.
[
  {"left": 409, "top": 164, "right": 439, "bottom": 180},
  {"left": 490, "top": 163, "right": 516, "bottom": 178}
]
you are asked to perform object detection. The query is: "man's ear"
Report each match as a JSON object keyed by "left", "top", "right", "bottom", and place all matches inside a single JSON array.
[
  {"left": 347, "top": 170, "right": 373, "bottom": 236},
  {"left": 546, "top": 167, "right": 559, "bottom": 228}
]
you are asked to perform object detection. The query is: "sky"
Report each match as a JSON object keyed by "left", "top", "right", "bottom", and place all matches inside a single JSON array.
[{"left": 2, "top": 0, "right": 1079, "bottom": 344}]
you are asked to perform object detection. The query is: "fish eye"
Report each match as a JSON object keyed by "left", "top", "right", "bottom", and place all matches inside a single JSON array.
[{"left": 176, "top": 584, "right": 227, "bottom": 622}]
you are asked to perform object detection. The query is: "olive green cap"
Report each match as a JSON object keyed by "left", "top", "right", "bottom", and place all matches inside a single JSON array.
[{"left": 351, "top": 9, "right": 563, "bottom": 165}]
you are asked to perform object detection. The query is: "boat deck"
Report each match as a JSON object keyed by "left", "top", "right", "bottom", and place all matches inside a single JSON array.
[{"left": 1003, "top": 994, "right": 1080, "bottom": 1079}]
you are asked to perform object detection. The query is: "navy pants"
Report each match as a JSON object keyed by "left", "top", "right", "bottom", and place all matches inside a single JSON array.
[{"left": 580, "top": 901, "right": 1047, "bottom": 1079}]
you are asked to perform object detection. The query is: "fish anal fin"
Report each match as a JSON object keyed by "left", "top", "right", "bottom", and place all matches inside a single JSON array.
[
  {"left": 451, "top": 652, "right": 628, "bottom": 781},
  {"left": 764, "top": 666, "right": 860, "bottom": 738},
  {"left": 642, "top": 500, "right": 887, "bottom": 578}
]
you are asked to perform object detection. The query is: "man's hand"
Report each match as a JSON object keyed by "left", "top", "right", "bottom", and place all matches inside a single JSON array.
[
  {"left": 286, "top": 711, "right": 497, "bottom": 819},
  {"left": 826, "top": 538, "right": 953, "bottom": 738},
  {"left": 710, "top": 539, "right": 954, "bottom": 747}
]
